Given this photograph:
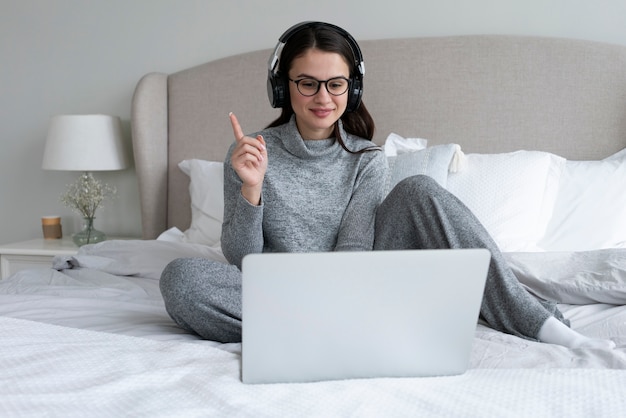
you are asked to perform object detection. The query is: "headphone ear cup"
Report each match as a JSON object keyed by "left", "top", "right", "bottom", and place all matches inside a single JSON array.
[
  {"left": 346, "top": 78, "right": 363, "bottom": 112},
  {"left": 267, "top": 74, "right": 287, "bottom": 108}
]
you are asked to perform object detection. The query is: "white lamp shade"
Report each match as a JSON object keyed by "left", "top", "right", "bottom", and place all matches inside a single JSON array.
[{"left": 42, "top": 114, "right": 129, "bottom": 171}]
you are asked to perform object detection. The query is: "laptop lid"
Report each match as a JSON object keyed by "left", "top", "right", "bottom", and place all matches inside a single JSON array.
[{"left": 241, "top": 248, "right": 490, "bottom": 384}]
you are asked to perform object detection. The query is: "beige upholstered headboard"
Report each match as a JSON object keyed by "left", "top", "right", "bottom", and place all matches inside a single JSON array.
[{"left": 131, "top": 35, "right": 626, "bottom": 239}]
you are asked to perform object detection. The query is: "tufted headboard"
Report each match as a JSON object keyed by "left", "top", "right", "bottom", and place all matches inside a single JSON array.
[{"left": 131, "top": 35, "right": 626, "bottom": 239}]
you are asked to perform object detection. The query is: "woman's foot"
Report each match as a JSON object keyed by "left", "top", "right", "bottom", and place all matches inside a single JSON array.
[{"left": 538, "top": 316, "right": 616, "bottom": 349}]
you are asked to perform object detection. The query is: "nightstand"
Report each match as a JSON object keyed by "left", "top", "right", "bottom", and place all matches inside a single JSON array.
[{"left": 0, "top": 238, "right": 79, "bottom": 279}]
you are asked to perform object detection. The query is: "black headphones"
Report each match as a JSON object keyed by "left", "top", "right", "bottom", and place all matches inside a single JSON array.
[{"left": 267, "top": 21, "right": 365, "bottom": 112}]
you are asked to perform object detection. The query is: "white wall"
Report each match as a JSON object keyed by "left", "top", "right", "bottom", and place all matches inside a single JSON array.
[{"left": 2, "top": 0, "right": 626, "bottom": 244}]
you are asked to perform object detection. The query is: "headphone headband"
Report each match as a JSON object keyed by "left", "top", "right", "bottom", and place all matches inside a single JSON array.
[
  {"left": 268, "top": 21, "right": 365, "bottom": 78},
  {"left": 267, "top": 21, "right": 364, "bottom": 112}
]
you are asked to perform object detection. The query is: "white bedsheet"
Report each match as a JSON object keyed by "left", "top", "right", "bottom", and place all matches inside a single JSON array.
[
  {"left": 1, "top": 239, "right": 625, "bottom": 416},
  {"left": 0, "top": 240, "right": 228, "bottom": 342},
  {"left": 2, "top": 316, "right": 626, "bottom": 418}
]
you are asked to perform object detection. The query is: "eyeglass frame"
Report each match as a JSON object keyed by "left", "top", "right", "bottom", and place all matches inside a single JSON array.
[{"left": 288, "top": 76, "right": 351, "bottom": 97}]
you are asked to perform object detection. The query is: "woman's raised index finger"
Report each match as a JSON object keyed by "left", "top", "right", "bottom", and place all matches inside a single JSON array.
[{"left": 229, "top": 112, "right": 245, "bottom": 141}]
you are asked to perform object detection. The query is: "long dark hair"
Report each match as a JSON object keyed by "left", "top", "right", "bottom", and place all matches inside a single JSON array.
[{"left": 266, "top": 24, "right": 377, "bottom": 154}]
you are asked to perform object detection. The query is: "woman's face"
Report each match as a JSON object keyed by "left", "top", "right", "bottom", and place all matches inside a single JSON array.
[{"left": 288, "top": 48, "right": 350, "bottom": 140}]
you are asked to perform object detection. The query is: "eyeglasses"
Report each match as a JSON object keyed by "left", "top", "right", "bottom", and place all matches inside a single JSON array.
[{"left": 288, "top": 77, "right": 350, "bottom": 97}]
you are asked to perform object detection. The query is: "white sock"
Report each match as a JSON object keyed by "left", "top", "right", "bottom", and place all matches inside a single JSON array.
[{"left": 538, "top": 316, "right": 616, "bottom": 349}]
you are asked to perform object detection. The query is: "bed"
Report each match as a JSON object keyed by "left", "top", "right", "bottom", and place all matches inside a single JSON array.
[{"left": 2, "top": 34, "right": 626, "bottom": 416}]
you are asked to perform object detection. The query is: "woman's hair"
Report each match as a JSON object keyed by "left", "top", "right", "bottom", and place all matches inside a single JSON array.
[{"left": 266, "top": 24, "right": 377, "bottom": 153}]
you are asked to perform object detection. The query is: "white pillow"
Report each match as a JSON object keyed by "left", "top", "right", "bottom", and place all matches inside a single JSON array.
[
  {"left": 386, "top": 143, "right": 461, "bottom": 193},
  {"left": 447, "top": 151, "right": 565, "bottom": 252},
  {"left": 383, "top": 132, "right": 427, "bottom": 157},
  {"left": 538, "top": 148, "right": 626, "bottom": 251},
  {"left": 178, "top": 159, "right": 224, "bottom": 247}
]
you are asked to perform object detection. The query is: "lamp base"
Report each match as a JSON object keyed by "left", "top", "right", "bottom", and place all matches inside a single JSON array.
[{"left": 72, "top": 217, "right": 107, "bottom": 246}]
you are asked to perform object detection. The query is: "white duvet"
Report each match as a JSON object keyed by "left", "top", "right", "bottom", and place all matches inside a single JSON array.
[
  {"left": 1, "top": 239, "right": 625, "bottom": 416},
  {"left": 2, "top": 316, "right": 625, "bottom": 418}
]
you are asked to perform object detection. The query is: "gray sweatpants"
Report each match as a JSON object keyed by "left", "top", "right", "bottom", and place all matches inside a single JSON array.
[{"left": 160, "top": 175, "right": 565, "bottom": 343}]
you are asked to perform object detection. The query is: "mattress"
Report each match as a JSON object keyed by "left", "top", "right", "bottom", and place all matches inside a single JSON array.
[{"left": 1, "top": 238, "right": 625, "bottom": 416}]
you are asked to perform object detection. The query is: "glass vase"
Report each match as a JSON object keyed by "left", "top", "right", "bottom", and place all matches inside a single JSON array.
[{"left": 72, "top": 217, "right": 107, "bottom": 246}]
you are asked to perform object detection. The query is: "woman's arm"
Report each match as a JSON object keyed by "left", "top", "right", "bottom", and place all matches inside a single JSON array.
[
  {"left": 220, "top": 113, "right": 268, "bottom": 269},
  {"left": 221, "top": 146, "right": 265, "bottom": 269}
]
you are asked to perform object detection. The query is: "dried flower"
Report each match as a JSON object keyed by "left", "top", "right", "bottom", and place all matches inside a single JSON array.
[{"left": 60, "top": 172, "right": 116, "bottom": 219}]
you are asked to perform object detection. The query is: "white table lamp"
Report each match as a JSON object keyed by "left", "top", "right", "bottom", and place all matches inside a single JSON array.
[{"left": 42, "top": 114, "right": 129, "bottom": 245}]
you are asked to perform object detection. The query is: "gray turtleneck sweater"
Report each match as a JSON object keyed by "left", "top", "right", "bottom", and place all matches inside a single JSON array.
[{"left": 221, "top": 118, "right": 388, "bottom": 269}]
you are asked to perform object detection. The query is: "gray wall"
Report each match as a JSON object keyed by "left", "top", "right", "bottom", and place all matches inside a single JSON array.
[{"left": 2, "top": 0, "right": 626, "bottom": 244}]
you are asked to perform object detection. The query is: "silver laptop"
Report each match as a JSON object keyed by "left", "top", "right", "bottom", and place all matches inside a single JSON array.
[{"left": 241, "top": 249, "right": 490, "bottom": 384}]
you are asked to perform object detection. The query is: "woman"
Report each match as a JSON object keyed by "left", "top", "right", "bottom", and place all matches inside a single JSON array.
[{"left": 161, "top": 21, "right": 614, "bottom": 350}]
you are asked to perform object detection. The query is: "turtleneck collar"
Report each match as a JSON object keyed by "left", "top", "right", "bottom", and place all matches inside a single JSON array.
[{"left": 279, "top": 116, "right": 346, "bottom": 159}]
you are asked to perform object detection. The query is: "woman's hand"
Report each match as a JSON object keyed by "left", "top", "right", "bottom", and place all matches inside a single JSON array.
[{"left": 229, "top": 112, "right": 267, "bottom": 205}]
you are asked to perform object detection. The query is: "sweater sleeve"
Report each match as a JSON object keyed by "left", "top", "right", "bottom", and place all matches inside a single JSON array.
[
  {"left": 220, "top": 143, "right": 265, "bottom": 269},
  {"left": 334, "top": 149, "right": 389, "bottom": 252}
]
